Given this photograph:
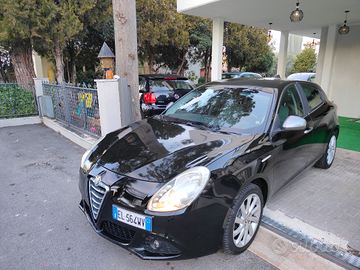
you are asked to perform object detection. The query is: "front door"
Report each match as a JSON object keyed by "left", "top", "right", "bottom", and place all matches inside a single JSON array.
[{"left": 271, "top": 84, "right": 314, "bottom": 192}]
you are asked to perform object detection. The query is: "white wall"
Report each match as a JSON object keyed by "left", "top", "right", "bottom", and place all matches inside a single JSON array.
[{"left": 329, "top": 25, "right": 360, "bottom": 118}]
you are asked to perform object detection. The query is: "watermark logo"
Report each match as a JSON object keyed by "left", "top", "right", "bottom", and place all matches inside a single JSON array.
[
  {"left": 272, "top": 238, "right": 289, "bottom": 255},
  {"left": 271, "top": 238, "right": 341, "bottom": 254}
]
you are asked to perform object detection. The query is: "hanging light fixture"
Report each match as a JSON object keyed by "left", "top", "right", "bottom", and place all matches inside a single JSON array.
[
  {"left": 290, "top": 1, "right": 304, "bottom": 22},
  {"left": 310, "top": 33, "right": 316, "bottom": 47},
  {"left": 267, "top": 23, "right": 273, "bottom": 42},
  {"left": 338, "top": 11, "right": 350, "bottom": 35}
]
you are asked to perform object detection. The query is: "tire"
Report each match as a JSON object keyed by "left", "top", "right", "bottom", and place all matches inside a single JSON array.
[
  {"left": 315, "top": 133, "right": 337, "bottom": 169},
  {"left": 222, "top": 183, "right": 264, "bottom": 254}
]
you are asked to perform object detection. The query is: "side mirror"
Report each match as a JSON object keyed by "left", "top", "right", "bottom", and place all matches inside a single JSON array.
[
  {"left": 282, "top": 115, "right": 306, "bottom": 131},
  {"left": 271, "top": 115, "right": 306, "bottom": 143}
]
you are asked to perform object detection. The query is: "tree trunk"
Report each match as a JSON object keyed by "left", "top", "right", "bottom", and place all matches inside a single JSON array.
[
  {"left": 113, "top": 0, "right": 140, "bottom": 123},
  {"left": 9, "top": 38, "right": 36, "bottom": 86},
  {"left": 70, "top": 61, "right": 76, "bottom": 84},
  {"left": 148, "top": 61, "right": 154, "bottom": 73},
  {"left": 54, "top": 39, "right": 65, "bottom": 82},
  {"left": 204, "top": 50, "right": 212, "bottom": 83},
  {"left": 177, "top": 50, "right": 186, "bottom": 76}
]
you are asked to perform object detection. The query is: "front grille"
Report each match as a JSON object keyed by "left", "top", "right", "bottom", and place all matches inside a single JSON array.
[
  {"left": 89, "top": 176, "right": 109, "bottom": 220},
  {"left": 102, "top": 220, "right": 136, "bottom": 243}
]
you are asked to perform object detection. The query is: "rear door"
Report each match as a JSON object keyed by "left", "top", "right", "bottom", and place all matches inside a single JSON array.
[{"left": 297, "top": 83, "right": 328, "bottom": 164}]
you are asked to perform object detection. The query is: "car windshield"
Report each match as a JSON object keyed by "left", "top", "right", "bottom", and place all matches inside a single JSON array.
[
  {"left": 151, "top": 79, "right": 193, "bottom": 91},
  {"left": 164, "top": 85, "right": 273, "bottom": 134}
]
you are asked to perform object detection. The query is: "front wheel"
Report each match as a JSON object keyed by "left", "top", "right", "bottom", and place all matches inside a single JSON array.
[
  {"left": 315, "top": 133, "right": 337, "bottom": 169},
  {"left": 222, "top": 183, "right": 263, "bottom": 254}
]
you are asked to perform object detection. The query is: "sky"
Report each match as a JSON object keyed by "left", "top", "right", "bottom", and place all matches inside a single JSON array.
[{"left": 270, "top": 30, "right": 320, "bottom": 54}]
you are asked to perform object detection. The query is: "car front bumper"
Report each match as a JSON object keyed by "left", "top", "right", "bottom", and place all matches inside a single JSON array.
[{"left": 78, "top": 169, "right": 230, "bottom": 260}]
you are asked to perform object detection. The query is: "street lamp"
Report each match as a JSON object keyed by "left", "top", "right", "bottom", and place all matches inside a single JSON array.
[{"left": 98, "top": 42, "right": 115, "bottom": 79}]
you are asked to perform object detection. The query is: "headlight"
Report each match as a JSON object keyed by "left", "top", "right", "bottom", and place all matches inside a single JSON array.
[
  {"left": 80, "top": 136, "right": 105, "bottom": 173},
  {"left": 147, "top": 166, "right": 210, "bottom": 212}
]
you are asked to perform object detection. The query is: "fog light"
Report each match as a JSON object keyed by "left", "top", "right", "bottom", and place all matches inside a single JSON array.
[
  {"left": 150, "top": 239, "right": 160, "bottom": 250},
  {"left": 143, "top": 236, "right": 181, "bottom": 255}
]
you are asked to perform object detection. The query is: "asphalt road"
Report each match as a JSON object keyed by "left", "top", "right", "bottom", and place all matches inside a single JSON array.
[{"left": 0, "top": 124, "right": 278, "bottom": 270}]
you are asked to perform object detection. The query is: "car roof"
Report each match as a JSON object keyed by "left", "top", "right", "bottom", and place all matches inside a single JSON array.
[
  {"left": 288, "top": 72, "right": 315, "bottom": 76},
  {"left": 208, "top": 77, "right": 322, "bottom": 95},
  {"left": 287, "top": 73, "right": 315, "bottom": 78},
  {"left": 139, "top": 74, "right": 189, "bottom": 80}
]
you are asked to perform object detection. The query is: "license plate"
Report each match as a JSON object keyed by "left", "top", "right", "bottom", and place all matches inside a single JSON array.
[{"left": 112, "top": 205, "right": 152, "bottom": 232}]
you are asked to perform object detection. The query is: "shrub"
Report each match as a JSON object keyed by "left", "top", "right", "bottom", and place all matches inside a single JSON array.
[{"left": 0, "top": 84, "right": 37, "bottom": 118}]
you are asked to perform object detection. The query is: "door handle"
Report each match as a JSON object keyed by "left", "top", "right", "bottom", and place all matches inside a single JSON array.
[{"left": 304, "top": 127, "right": 313, "bottom": 134}]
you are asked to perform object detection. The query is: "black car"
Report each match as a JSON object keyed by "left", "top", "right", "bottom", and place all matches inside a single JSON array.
[
  {"left": 79, "top": 78, "right": 339, "bottom": 260},
  {"left": 139, "top": 74, "right": 194, "bottom": 118}
]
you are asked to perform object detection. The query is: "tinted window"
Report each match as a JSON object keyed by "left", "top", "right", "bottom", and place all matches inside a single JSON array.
[
  {"left": 222, "top": 74, "right": 238, "bottom": 79},
  {"left": 300, "top": 84, "right": 323, "bottom": 111},
  {"left": 278, "top": 85, "right": 304, "bottom": 125},
  {"left": 151, "top": 79, "right": 193, "bottom": 91},
  {"left": 164, "top": 86, "right": 273, "bottom": 134},
  {"left": 139, "top": 77, "right": 146, "bottom": 91}
]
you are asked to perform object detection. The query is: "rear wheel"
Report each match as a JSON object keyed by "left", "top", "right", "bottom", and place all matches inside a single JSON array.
[
  {"left": 315, "top": 133, "right": 337, "bottom": 169},
  {"left": 222, "top": 183, "right": 263, "bottom": 254}
]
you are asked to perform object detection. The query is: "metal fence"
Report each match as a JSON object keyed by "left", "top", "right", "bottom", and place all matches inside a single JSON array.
[
  {"left": 42, "top": 82, "right": 101, "bottom": 137},
  {"left": 0, "top": 83, "right": 38, "bottom": 118}
]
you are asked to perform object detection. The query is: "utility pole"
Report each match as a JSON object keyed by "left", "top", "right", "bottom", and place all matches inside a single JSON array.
[{"left": 112, "top": 0, "right": 141, "bottom": 122}]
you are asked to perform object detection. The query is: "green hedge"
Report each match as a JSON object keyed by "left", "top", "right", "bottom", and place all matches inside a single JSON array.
[{"left": 0, "top": 84, "right": 37, "bottom": 118}]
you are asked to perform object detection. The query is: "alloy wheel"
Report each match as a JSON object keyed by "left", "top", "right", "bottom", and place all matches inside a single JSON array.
[
  {"left": 327, "top": 135, "right": 337, "bottom": 165},
  {"left": 232, "top": 193, "right": 261, "bottom": 247}
]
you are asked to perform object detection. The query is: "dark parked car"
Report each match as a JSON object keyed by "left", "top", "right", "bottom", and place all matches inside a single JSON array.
[
  {"left": 222, "top": 72, "right": 262, "bottom": 79},
  {"left": 79, "top": 78, "right": 339, "bottom": 260},
  {"left": 139, "top": 74, "right": 194, "bottom": 118},
  {"left": 287, "top": 72, "right": 316, "bottom": 82}
]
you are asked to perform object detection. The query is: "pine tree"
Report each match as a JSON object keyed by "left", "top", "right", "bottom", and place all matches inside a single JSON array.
[
  {"left": 32, "top": 0, "right": 99, "bottom": 82},
  {"left": 224, "top": 22, "right": 272, "bottom": 73},
  {"left": 189, "top": 20, "right": 212, "bottom": 83},
  {"left": 0, "top": 0, "right": 37, "bottom": 84},
  {"left": 291, "top": 44, "right": 317, "bottom": 74}
]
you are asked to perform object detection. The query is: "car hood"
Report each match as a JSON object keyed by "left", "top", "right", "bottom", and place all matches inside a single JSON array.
[{"left": 97, "top": 118, "right": 254, "bottom": 183}]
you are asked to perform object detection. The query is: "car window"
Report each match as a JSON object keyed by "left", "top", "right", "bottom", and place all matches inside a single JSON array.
[
  {"left": 151, "top": 79, "right": 192, "bottom": 91},
  {"left": 300, "top": 84, "right": 323, "bottom": 111},
  {"left": 278, "top": 85, "right": 304, "bottom": 125},
  {"left": 164, "top": 86, "right": 273, "bottom": 134},
  {"left": 241, "top": 74, "right": 252, "bottom": 78},
  {"left": 222, "top": 74, "right": 237, "bottom": 79},
  {"left": 139, "top": 77, "right": 146, "bottom": 91}
]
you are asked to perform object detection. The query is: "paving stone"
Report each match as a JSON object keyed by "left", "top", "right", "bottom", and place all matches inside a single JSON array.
[{"left": 268, "top": 148, "right": 360, "bottom": 252}]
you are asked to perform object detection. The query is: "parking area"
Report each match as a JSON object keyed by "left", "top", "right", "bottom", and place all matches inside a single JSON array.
[
  {"left": 265, "top": 148, "right": 360, "bottom": 254},
  {"left": 0, "top": 124, "right": 277, "bottom": 270},
  {"left": 1, "top": 122, "right": 358, "bottom": 269}
]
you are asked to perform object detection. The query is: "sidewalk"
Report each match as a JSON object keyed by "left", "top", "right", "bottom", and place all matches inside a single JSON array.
[
  {"left": 1, "top": 119, "right": 359, "bottom": 269},
  {"left": 264, "top": 147, "right": 360, "bottom": 256}
]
